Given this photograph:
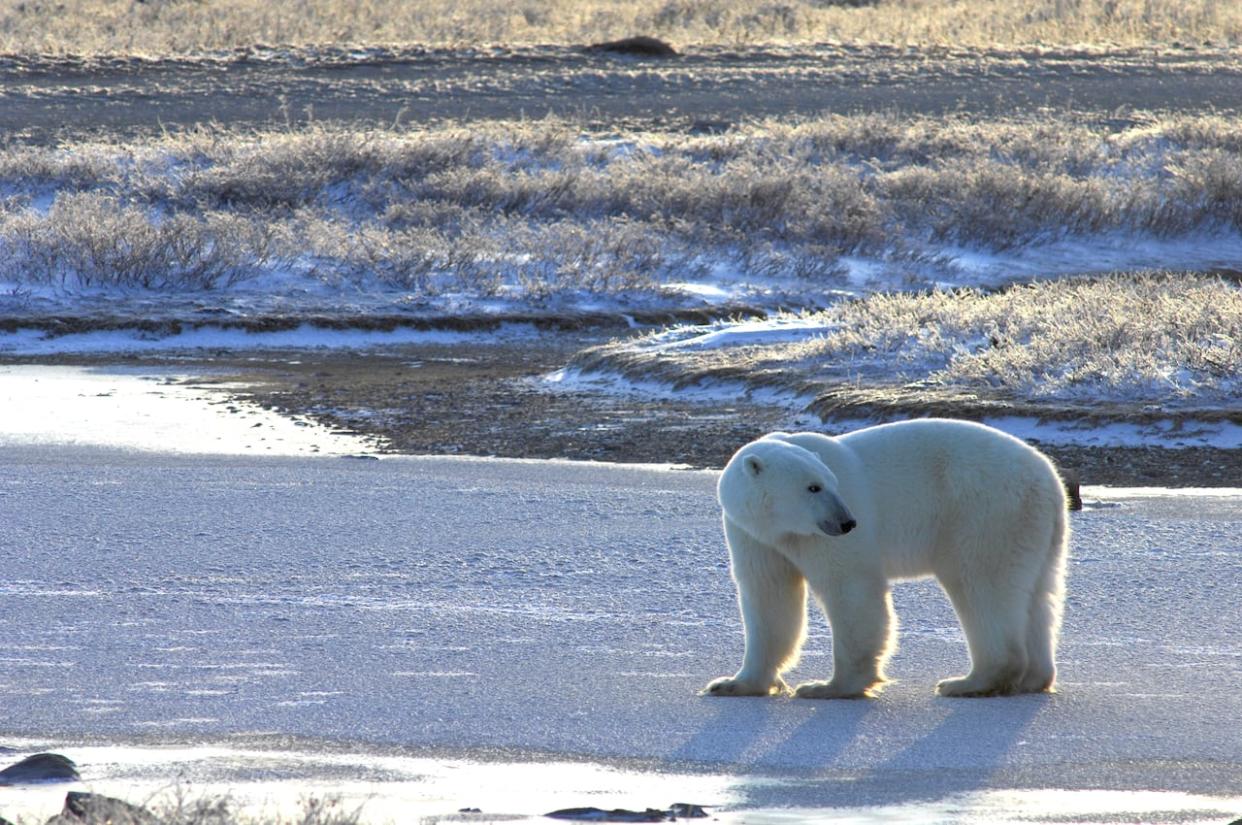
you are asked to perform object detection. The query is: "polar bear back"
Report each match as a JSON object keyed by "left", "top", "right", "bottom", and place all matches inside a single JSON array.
[{"left": 771, "top": 419, "right": 1066, "bottom": 580}]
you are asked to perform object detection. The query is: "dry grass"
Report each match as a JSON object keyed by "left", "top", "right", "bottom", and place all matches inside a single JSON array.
[
  {"left": 3, "top": 111, "right": 1242, "bottom": 295},
  {"left": 570, "top": 274, "right": 1242, "bottom": 412},
  {"left": 1, "top": 0, "right": 1240, "bottom": 54}
]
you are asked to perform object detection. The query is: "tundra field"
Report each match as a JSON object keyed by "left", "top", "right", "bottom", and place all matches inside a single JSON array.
[
  {"left": 1, "top": 111, "right": 1239, "bottom": 484},
  {"left": 6, "top": 112, "right": 1242, "bottom": 297},
  {"left": 3, "top": 0, "right": 1242, "bottom": 54}
]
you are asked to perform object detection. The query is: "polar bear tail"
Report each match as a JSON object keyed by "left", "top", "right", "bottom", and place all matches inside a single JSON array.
[{"left": 1023, "top": 503, "right": 1069, "bottom": 693}]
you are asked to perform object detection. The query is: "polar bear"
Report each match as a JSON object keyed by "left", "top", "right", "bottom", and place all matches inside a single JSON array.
[{"left": 705, "top": 419, "right": 1069, "bottom": 699}]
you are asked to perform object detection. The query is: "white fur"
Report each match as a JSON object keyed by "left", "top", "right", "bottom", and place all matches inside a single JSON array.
[{"left": 706, "top": 418, "right": 1069, "bottom": 699}]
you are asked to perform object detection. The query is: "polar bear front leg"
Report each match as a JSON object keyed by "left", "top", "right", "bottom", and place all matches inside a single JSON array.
[
  {"left": 704, "top": 520, "right": 808, "bottom": 697},
  {"left": 794, "top": 572, "right": 894, "bottom": 699}
]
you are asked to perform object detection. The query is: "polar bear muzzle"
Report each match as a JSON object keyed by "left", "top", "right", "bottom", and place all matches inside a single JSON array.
[
  {"left": 819, "top": 515, "right": 857, "bottom": 536},
  {"left": 816, "top": 493, "right": 857, "bottom": 537}
]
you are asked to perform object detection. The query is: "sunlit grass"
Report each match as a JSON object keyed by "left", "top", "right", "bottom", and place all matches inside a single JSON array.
[{"left": 1, "top": 0, "right": 1240, "bottom": 54}]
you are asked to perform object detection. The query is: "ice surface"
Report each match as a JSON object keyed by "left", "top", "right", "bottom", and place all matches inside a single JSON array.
[
  {"left": 1, "top": 447, "right": 1240, "bottom": 823},
  {"left": 0, "top": 323, "right": 537, "bottom": 356},
  {"left": 646, "top": 315, "right": 838, "bottom": 351},
  {"left": 3, "top": 746, "right": 1239, "bottom": 824},
  {"left": 0, "top": 745, "right": 745, "bottom": 824},
  {"left": 0, "top": 365, "right": 374, "bottom": 455}
]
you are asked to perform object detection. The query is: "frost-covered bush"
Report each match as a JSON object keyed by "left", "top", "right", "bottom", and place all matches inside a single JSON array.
[
  {"left": 0, "top": 193, "right": 274, "bottom": 290},
  {"left": 575, "top": 274, "right": 1242, "bottom": 409},
  {"left": 5, "top": 112, "right": 1242, "bottom": 296}
]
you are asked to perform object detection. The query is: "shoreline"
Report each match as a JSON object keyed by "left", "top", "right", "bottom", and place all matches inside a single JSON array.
[{"left": 2, "top": 344, "right": 1237, "bottom": 488}]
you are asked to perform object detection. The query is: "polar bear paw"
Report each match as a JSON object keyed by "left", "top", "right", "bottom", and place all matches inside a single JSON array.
[
  {"left": 702, "top": 675, "right": 787, "bottom": 697},
  {"left": 793, "top": 678, "right": 876, "bottom": 700},
  {"left": 937, "top": 671, "right": 1027, "bottom": 697},
  {"left": 937, "top": 676, "right": 1006, "bottom": 697}
]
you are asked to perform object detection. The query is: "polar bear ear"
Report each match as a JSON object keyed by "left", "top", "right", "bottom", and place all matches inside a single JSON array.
[{"left": 744, "top": 455, "right": 764, "bottom": 476}]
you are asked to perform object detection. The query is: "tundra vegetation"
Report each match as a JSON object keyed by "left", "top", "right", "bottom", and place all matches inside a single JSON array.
[
  {"left": 4, "top": 111, "right": 1242, "bottom": 295},
  {"left": 570, "top": 274, "right": 1242, "bottom": 415},
  {"left": 2, "top": 112, "right": 1239, "bottom": 410},
  {"left": 8, "top": 792, "right": 361, "bottom": 825}
]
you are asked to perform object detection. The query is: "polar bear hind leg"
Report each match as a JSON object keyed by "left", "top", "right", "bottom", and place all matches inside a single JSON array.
[
  {"left": 933, "top": 501, "right": 1063, "bottom": 695},
  {"left": 936, "top": 561, "right": 1032, "bottom": 697}
]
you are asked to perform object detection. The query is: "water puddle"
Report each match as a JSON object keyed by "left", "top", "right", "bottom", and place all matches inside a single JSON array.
[
  {"left": 1, "top": 743, "right": 1239, "bottom": 825},
  {"left": 0, "top": 744, "right": 742, "bottom": 824}
]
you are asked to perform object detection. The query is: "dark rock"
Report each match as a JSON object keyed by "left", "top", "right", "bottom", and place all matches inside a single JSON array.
[
  {"left": 585, "top": 36, "right": 678, "bottom": 58},
  {"left": 58, "top": 792, "right": 155, "bottom": 824},
  {"left": 0, "top": 753, "right": 80, "bottom": 785},
  {"left": 545, "top": 808, "right": 666, "bottom": 822},
  {"left": 545, "top": 803, "right": 709, "bottom": 822},
  {"left": 668, "top": 803, "right": 708, "bottom": 818}
]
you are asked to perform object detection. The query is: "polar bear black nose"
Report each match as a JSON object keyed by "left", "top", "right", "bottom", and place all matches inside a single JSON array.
[{"left": 840, "top": 519, "right": 857, "bottom": 534}]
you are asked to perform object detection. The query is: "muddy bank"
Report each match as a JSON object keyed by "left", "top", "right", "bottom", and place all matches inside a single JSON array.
[
  {"left": 215, "top": 346, "right": 1242, "bottom": 487},
  {"left": 14, "top": 340, "right": 1235, "bottom": 487}
]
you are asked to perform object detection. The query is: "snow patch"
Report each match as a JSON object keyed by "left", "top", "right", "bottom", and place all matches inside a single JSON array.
[
  {"left": 548, "top": 366, "right": 1242, "bottom": 450},
  {"left": 646, "top": 315, "right": 837, "bottom": 352},
  {"left": 0, "top": 744, "right": 740, "bottom": 825},
  {"left": 2, "top": 743, "right": 1241, "bottom": 825},
  {"left": 984, "top": 415, "right": 1242, "bottom": 450},
  {"left": 943, "top": 232, "right": 1242, "bottom": 284}
]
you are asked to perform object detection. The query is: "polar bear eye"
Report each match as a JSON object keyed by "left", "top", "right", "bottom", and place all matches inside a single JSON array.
[{"left": 808, "top": 484, "right": 822, "bottom": 493}]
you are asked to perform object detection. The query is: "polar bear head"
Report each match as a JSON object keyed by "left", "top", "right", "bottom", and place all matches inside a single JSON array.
[{"left": 718, "top": 436, "right": 857, "bottom": 544}]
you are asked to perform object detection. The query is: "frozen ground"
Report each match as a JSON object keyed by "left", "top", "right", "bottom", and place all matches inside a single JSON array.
[
  {"left": 1, "top": 432, "right": 1240, "bottom": 822},
  {"left": 4, "top": 45, "right": 1242, "bottom": 142},
  {"left": 553, "top": 361, "right": 1242, "bottom": 451}
]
